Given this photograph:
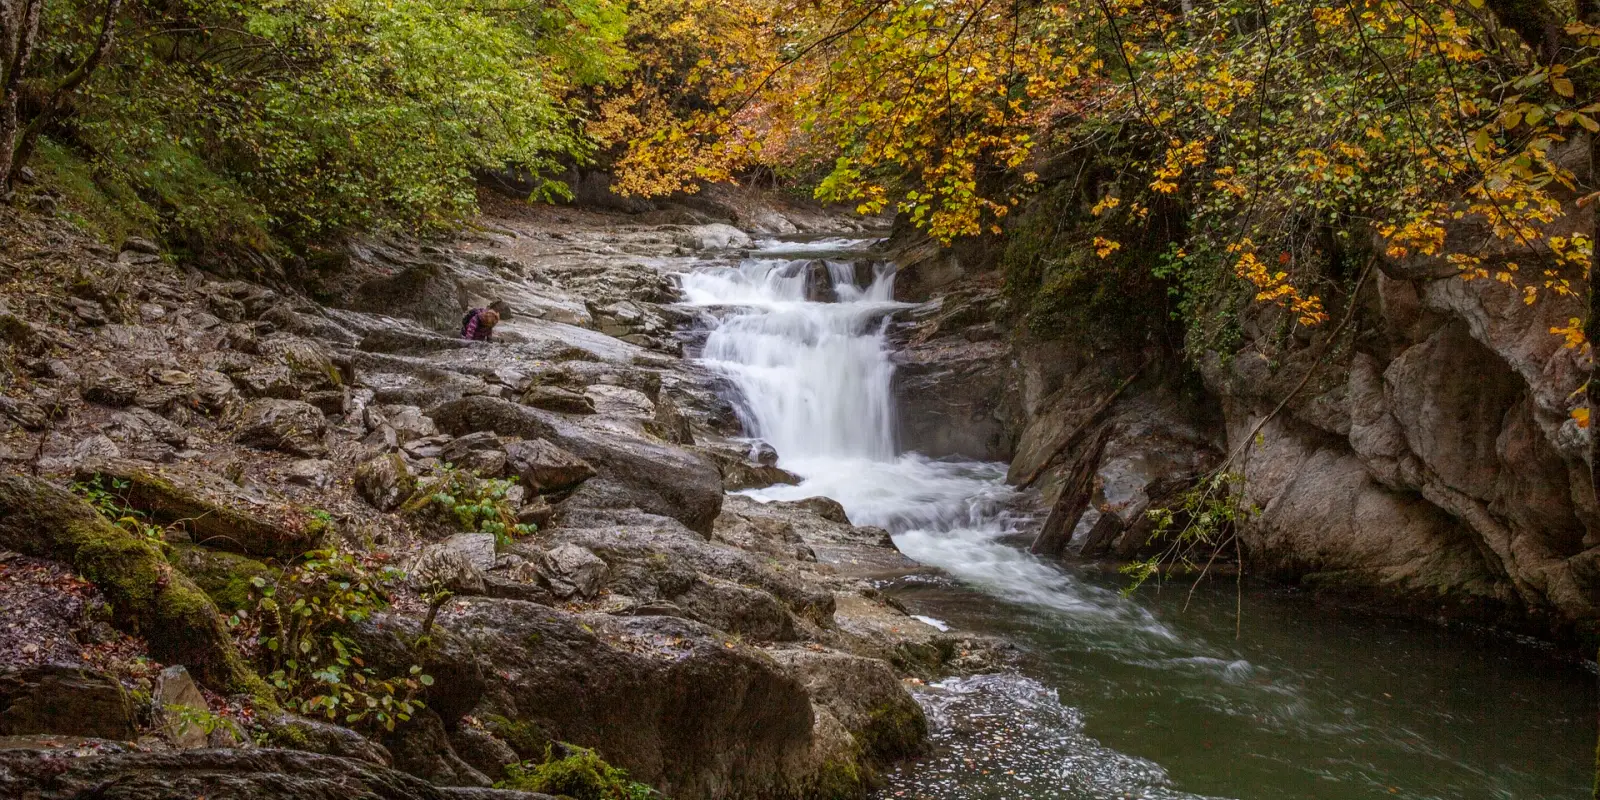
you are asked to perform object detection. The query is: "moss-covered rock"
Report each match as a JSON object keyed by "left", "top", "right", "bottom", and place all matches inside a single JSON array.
[
  {"left": 167, "top": 544, "right": 275, "bottom": 612},
  {"left": 482, "top": 714, "right": 553, "bottom": 761},
  {"left": 355, "top": 453, "right": 418, "bottom": 512},
  {"left": 999, "top": 163, "right": 1180, "bottom": 346},
  {"left": 809, "top": 758, "right": 864, "bottom": 800},
  {"left": 0, "top": 474, "right": 270, "bottom": 698},
  {"left": 500, "top": 744, "right": 655, "bottom": 800},
  {"left": 77, "top": 459, "right": 328, "bottom": 558}
]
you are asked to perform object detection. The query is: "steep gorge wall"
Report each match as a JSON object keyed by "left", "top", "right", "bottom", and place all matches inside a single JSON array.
[
  {"left": 1212, "top": 241, "right": 1600, "bottom": 635},
  {"left": 889, "top": 200, "right": 1600, "bottom": 641}
]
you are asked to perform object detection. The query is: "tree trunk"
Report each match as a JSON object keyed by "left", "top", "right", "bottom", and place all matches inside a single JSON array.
[
  {"left": 6, "top": 0, "right": 124, "bottom": 187},
  {"left": 0, "top": 0, "right": 42, "bottom": 190}
]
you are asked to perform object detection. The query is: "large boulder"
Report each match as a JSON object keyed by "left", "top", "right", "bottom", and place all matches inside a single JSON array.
[
  {"left": 235, "top": 398, "right": 329, "bottom": 457},
  {"left": 892, "top": 293, "right": 1015, "bottom": 461},
  {"left": 0, "top": 475, "right": 266, "bottom": 694},
  {"left": 78, "top": 459, "right": 329, "bottom": 559},
  {"left": 1028, "top": 390, "right": 1220, "bottom": 560},
  {"left": 432, "top": 397, "right": 722, "bottom": 534},
  {"left": 504, "top": 438, "right": 596, "bottom": 494},
  {"left": 770, "top": 649, "right": 927, "bottom": 768},
  {"left": 380, "top": 709, "right": 494, "bottom": 788},
  {"left": 442, "top": 598, "right": 824, "bottom": 799},
  {"left": 343, "top": 613, "right": 488, "bottom": 725},
  {"left": 0, "top": 666, "right": 137, "bottom": 740},
  {"left": 548, "top": 510, "right": 835, "bottom": 627},
  {"left": 673, "top": 575, "right": 799, "bottom": 641}
]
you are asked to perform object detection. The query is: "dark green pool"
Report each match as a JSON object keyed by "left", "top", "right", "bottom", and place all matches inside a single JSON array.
[{"left": 878, "top": 565, "right": 1594, "bottom": 800}]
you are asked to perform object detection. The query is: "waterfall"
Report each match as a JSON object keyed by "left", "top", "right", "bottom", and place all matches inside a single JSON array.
[
  {"left": 679, "top": 244, "right": 902, "bottom": 463},
  {"left": 682, "top": 237, "right": 1158, "bottom": 622}
]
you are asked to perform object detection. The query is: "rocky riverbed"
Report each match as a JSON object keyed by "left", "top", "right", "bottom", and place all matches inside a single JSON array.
[{"left": 0, "top": 189, "right": 1003, "bottom": 799}]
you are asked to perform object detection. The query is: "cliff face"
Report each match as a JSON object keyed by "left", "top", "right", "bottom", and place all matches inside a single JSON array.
[
  {"left": 890, "top": 205, "right": 1600, "bottom": 640},
  {"left": 1211, "top": 227, "right": 1598, "bottom": 634}
]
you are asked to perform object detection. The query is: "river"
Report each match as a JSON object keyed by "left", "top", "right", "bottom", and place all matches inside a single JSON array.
[{"left": 678, "top": 236, "right": 1595, "bottom": 800}]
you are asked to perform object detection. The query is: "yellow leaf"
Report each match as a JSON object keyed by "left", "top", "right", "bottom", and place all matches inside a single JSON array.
[{"left": 1554, "top": 77, "right": 1576, "bottom": 97}]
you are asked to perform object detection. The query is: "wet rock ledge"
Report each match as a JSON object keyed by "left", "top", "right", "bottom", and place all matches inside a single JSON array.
[{"left": 0, "top": 196, "right": 998, "bottom": 799}]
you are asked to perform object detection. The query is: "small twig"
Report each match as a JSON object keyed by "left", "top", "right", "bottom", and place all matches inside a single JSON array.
[
  {"left": 29, "top": 422, "right": 50, "bottom": 476},
  {"left": 1235, "top": 531, "right": 1244, "bottom": 640},
  {"left": 1224, "top": 252, "right": 1377, "bottom": 468}
]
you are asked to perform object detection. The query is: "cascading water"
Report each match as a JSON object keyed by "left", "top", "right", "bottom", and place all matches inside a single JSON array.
[
  {"left": 679, "top": 246, "right": 899, "bottom": 462},
  {"left": 681, "top": 237, "right": 1180, "bottom": 638},
  {"left": 679, "top": 236, "right": 1593, "bottom": 800},
  {"left": 681, "top": 237, "right": 1213, "bottom": 798}
]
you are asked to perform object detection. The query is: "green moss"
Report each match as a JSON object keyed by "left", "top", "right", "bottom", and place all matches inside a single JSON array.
[
  {"left": 809, "top": 759, "right": 864, "bottom": 800},
  {"left": 303, "top": 513, "right": 336, "bottom": 543},
  {"left": 0, "top": 475, "right": 275, "bottom": 705},
  {"left": 484, "top": 714, "right": 552, "bottom": 759},
  {"left": 498, "top": 744, "right": 656, "bottom": 800},
  {"left": 267, "top": 721, "right": 314, "bottom": 750},
  {"left": 858, "top": 701, "right": 927, "bottom": 762},
  {"left": 168, "top": 544, "right": 276, "bottom": 612},
  {"left": 82, "top": 464, "right": 325, "bottom": 558},
  {"left": 31, "top": 136, "right": 159, "bottom": 246}
]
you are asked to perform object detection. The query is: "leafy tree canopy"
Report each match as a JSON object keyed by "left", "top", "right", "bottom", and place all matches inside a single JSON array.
[
  {"left": 7, "top": 0, "right": 629, "bottom": 249},
  {"left": 606, "top": 0, "right": 1600, "bottom": 346}
]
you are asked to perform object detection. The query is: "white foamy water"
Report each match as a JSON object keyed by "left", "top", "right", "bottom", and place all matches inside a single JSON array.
[
  {"left": 680, "top": 238, "right": 1178, "bottom": 640},
  {"left": 679, "top": 250, "right": 901, "bottom": 461}
]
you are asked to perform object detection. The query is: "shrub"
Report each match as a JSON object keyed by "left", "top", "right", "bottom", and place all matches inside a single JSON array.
[
  {"left": 239, "top": 549, "right": 430, "bottom": 731},
  {"left": 406, "top": 465, "right": 536, "bottom": 546}
]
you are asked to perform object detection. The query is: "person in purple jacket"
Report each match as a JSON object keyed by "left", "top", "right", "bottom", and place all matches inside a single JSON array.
[{"left": 460, "top": 307, "right": 501, "bottom": 341}]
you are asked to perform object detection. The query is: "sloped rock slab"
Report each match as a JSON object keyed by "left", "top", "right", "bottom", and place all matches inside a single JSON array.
[
  {"left": 0, "top": 666, "right": 136, "bottom": 741},
  {"left": 696, "top": 444, "right": 800, "bottom": 491},
  {"left": 442, "top": 598, "right": 821, "bottom": 799},
  {"left": 549, "top": 510, "right": 835, "bottom": 624},
  {"left": 77, "top": 459, "right": 328, "bottom": 558},
  {"left": 770, "top": 649, "right": 926, "bottom": 765},
  {"left": 433, "top": 396, "right": 721, "bottom": 534}
]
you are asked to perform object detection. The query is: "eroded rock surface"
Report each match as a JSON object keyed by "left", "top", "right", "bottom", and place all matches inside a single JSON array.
[{"left": 0, "top": 195, "right": 947, "bottom": 799}]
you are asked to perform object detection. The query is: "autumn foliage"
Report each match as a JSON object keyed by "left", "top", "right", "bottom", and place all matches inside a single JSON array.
[
  {"left": 602, "top": 0, "right": 1600, "bottom": 360},
  {"left": 5, "top": 0, "right": 1600, "bottom": 361}
]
